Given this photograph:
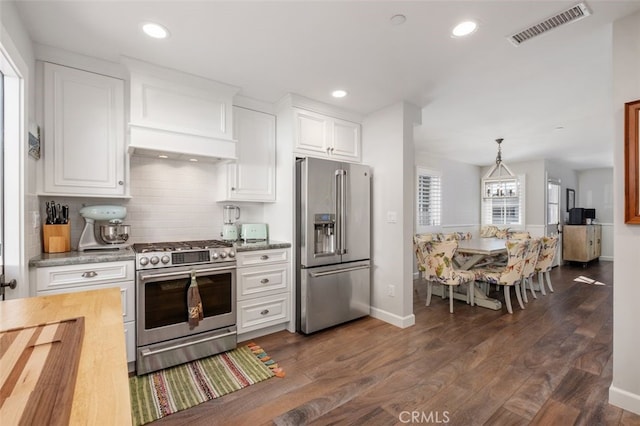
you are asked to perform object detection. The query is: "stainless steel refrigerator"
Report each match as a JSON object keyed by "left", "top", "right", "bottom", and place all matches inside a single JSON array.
[{"left": 296, "top": 157, "right": 371, "bottom": 334}]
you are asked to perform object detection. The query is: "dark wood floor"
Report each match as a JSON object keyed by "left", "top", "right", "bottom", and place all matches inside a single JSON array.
[{"left": 154, "top": 261, "right": 640, "bottom": 425}]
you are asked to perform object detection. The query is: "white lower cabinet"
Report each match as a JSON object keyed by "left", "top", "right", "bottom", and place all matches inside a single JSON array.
[
  {"left": 236, "top": 248, "right": 291, "bottom": 336},
  {"left": 32, "top": 261, "right": 136, "bottom": 365}
]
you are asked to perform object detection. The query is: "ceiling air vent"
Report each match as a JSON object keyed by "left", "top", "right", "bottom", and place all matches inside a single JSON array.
[{"left": 507, "top": 2, "right": 591, "bottom": 46}]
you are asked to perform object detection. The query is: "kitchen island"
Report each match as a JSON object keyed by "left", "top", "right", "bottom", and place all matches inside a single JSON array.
[{"left": 0, "top": 288, "right": 132, "bottom": 425}]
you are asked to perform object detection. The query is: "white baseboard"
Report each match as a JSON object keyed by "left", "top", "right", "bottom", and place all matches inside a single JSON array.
[
  {"left": 609, "top": 385, "right": 640, "bottom": 415},
  {"left": 600, "top": 256, "right": 614, "bottom": 261},
  {"left": 370, "top": 307, "right": 415, "bottom": 328}
]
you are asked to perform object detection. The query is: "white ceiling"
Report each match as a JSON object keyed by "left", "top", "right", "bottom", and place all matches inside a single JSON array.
[{"left": 12, "top": 0, "right": 640, "bottom": 169}]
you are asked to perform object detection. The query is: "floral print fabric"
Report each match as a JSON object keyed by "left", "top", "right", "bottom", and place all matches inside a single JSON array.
[
  {"left": 415, "top": 240, "right": 475, "bottom": 286},
  {"left": 473, "top": 239, "right": 529, "bottom": 286},
  {"left": 522, "top": 238, "right": 541, "bottom": 279},
  {"left": 535, "top": 236, "right": 559, "bottom": 273}
]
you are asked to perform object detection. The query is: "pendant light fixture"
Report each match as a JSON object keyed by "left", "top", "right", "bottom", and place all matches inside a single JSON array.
[{"left": 484, "top": 138, "right": 515, "bottom": 179}]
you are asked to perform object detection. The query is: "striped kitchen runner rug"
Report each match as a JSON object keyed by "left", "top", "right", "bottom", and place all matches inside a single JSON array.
[{"left": 129, "top": 343, "right": 284, "bottom": 425}]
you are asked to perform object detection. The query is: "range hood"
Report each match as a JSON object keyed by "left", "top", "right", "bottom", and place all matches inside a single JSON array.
[
  {"left": 124, "top": 57, "right": 240, "bottom": 163},
  {"left": 128, "top": 125, "right": 237, "bottom": 163}
]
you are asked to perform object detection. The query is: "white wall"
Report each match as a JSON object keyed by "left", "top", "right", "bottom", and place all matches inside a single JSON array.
[
  {"left": 610, "top": 9, "right": 640, "bottom": 415},
  {"left": 578, "top": 168, "right": 614, "bottom": 260},
  {"left": 362, "top": 101, "right": 419, "bottom": 328},
  {"left": 414, "top": 152, "right": 481, "bottom": 233}
]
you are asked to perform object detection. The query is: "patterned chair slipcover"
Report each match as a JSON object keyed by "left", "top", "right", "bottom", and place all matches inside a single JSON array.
[
  {"left": 414, "top": 239, "right": 476, "bottom": 313},
  {"left": 473, "top": 239, "right": 529, "bottom": 314},
  {"left": 535, "top": 236, "right": 559, "bottom": 294},
  {"left": 521, "top": 238, "right": 541, "bottom": 302}
]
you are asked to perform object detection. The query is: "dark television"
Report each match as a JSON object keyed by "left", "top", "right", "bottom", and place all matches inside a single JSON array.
[{"left": 569, "top": 208, "right": 584, "bottom": 225}]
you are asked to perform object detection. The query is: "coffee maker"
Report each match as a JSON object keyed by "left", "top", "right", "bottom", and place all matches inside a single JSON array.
[
  {"left": 222, "top": 205, "right": 240, "bottom": 241},
  {"left": 78, "top": 205, "right": 130, "bottom": 251}
]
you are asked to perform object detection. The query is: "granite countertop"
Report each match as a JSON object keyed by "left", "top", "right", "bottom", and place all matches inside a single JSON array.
[
  {"left": 29, "top": 247, "right": 135, "bottom": 268},
  {"left": 29, "top": 241, "right": 290, "bottom": 268},
  {"left": 234, "top": 240, "right": 291, "bottom": 252}
]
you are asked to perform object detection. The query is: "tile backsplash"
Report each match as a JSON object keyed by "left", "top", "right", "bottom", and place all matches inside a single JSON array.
[{"left": 38, "top": 156, "right": 265, "bottom": 250}]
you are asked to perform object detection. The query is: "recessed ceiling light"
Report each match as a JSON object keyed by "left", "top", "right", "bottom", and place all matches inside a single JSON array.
[
  {"left": 390, "top": 14, "right": 407, "bottom": 26},
  {"left": 452, "top": 21, "right": 478, "bottom": 37},
  {"left": 332, "top": 89, "right": 348, "bottom": 98},
  {"left": 189, "top": 158, "right": 198, "bottom": 162},
  {"left": 158, "top": 154, "right": 169, "bottom": 159},
  {"left": 142, "top": 22, "right": 169, "bottom": 39}
]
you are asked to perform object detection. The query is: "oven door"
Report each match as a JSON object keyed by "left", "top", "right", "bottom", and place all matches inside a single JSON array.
[{"left": 137, "top": 264, "right": 236, "bottom": 347}]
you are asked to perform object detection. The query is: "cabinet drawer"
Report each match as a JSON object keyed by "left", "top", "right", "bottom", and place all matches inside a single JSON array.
[
  {"left": 238, "top": 265, "right": 288, "bottom": 300},
  {"left": 36, "top": 261, "right": 134, "bottom": 292},
  {"left": 236, "top": 249, "right": 289, "bottom": 267},
  {"left": 37, "top": 280, "right": 135, "bottom": 324},
  {"left": 237, "top": 293, "right": 290, "bottom": 333}
]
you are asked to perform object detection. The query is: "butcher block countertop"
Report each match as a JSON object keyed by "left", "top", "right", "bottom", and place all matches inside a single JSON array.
[{"left": 0, "top": 288, "right": 132, "bottom": 425}]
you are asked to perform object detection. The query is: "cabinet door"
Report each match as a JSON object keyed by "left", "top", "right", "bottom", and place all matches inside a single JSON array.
[
  {"left": 43, "top": 63, "right": 126, "bottom": 196},
  {"left": 227, "top": 107, "right": 276, "bottom": 201},
  {"left": 594, "top": 225, "right": 602, "bottom": 257},
  {"left": 331, "top": 118, "right": 361, "bottom": 161},
  {"left": 294, "top": 109, "right": 330, "bottom": 155}
]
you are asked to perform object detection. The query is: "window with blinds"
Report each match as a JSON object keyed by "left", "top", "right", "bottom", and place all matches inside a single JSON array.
[
  {"left": 481, "top": 175, "right": 525, "bottom": 225},
  {"left": 416, "top": 168, "right": 442, "bottom": 227}
]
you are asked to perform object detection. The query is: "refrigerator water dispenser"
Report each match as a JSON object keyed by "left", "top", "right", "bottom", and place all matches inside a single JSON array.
[{"left": 314, "top": 213, "right": 335, "bottom": 255}]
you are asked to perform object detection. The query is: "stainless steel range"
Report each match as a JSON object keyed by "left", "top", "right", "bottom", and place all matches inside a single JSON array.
[{"left": 133, "top": 239, "right": 237, "bottom": 375}]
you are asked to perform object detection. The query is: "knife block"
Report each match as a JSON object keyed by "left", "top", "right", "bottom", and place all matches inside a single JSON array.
[{"left": 43, "top": 223, "right": 71, "bottom": 253}]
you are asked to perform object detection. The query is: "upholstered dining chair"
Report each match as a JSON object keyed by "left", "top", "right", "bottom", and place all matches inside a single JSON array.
[
  {"left": 535, "top": 235, "right": 559, "bottom": 295},
  {"left": 521, "top": 238, "right": 542, "bottom": 302},
  {"left": 414, "top": 239, "right": 476, "bottom": 313},
  {"left": 509, "top": 231, "right": 531, "bottom": 240},
  {"left": 473, "top": 239, "right": 529, "bottom": 314}
]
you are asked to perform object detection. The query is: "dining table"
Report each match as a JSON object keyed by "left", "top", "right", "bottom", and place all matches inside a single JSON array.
[{"left": 429, "top": 237, "right": 507, "bottom": 310}]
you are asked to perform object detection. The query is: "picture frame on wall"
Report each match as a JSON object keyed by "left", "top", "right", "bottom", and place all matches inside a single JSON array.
[
  {"left": 625, "top": 99, "right": 640, "bottom": 224},
  {"left": 28, "top": 123, "right": 41, "bottom": 160},
  {"left": 566, "top": 188, "right": 575, "bottom": 212}
]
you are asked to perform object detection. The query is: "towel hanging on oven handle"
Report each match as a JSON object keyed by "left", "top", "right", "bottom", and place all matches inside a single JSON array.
[{"left": 187, "top": 270, "right": 204, "bottom": 328}]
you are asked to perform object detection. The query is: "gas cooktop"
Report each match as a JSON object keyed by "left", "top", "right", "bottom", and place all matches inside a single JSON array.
[
  {"left": 133, "top": 239, "right": 232, "bottom": 253},
  {"left": 133, "top": 239, "right": 235, "bottom": 270}
]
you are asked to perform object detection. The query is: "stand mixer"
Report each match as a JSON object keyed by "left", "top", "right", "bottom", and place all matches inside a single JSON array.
[{"left": 78, "top": 205, "right": 130, "bottom": 251}]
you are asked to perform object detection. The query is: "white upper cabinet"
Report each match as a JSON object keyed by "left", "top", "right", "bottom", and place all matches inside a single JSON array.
[
  {"left": 217, "top": 107, "right": 276, "bottom": 202},
  {"left": 42, "top": 62, "right": 127, "bottom": 196},
  {"left": 293, "top": 108, "right": 361, "bottom": 162},
  {"left": 125, "top": 59, "right": 239, "bottom": 161}
]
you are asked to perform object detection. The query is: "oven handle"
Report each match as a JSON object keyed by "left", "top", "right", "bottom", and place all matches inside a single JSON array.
[
  {"left": 139, "top": 265, "right": 236, "bottom": 281},
  {"left": 139, "top": 330, "right": 237, "bottom": 357}
]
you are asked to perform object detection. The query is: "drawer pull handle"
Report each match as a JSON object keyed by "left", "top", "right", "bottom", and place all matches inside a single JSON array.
[
  {"left": 260, "top": 309, "right": 270, "bottom": 315},
  {"left": 260, "top": 255, "right": 269, "bottom": 260},
  {"left": 82, "top": 271, "right": 98, "bottom": 278},
  {"left": 260, "top": 278, "right": 270, "bottom": 284}
]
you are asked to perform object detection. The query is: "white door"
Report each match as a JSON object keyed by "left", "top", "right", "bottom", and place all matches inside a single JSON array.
[
  {"left": 1, "top": 70, "right": 5, "bottom": 297},
  {"left": 547, "top": 179, "right": 562, "bottom": 267},
  {"left": 1, "top": 45, "right": 23, "bottom": 300}
]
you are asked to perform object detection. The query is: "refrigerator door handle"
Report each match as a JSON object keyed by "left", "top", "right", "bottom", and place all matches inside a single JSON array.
[
  {"left": 309, "top": 265, "right": 370, "bottom": 278},
  {"left": 335, "top": 169, "right": 347, "bottom": 255}
]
